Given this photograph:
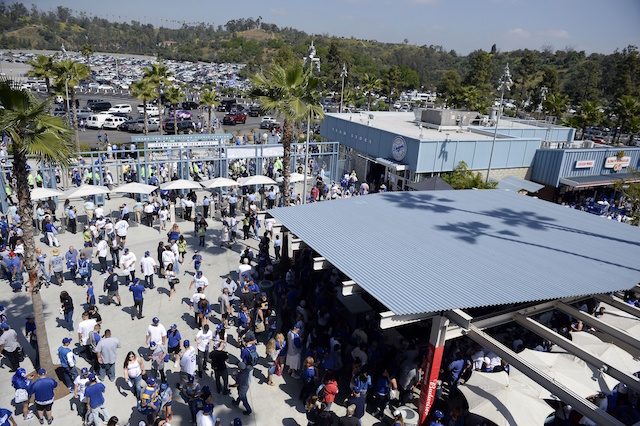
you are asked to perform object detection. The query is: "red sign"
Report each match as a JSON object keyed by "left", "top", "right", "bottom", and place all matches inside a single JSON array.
[
  {"left": 575, "top": 160, "right": 595, "bottom": 169},
  {"left": 418, "top": 343, "right": 445, "bottom": 425}
]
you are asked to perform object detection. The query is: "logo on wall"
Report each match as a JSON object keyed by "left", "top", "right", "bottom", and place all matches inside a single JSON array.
[
  {"left": 391, "top": 136, "right": 407, "bottom": 161},
  {"left": 604, "top": 156, "right": 630, "bottom": 170}
]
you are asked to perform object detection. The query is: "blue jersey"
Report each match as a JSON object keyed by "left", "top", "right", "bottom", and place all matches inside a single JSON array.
[
  {"left": 129, "top": 284, "right": 145, "bottom": 301},
  {"left": 0, "top": 408, "right": 13, "bottom": 426},
  {"left": 28, "top": 377, "right": 57, "bottom": 404},
  {"left": 84, "top": 382, "right": 106, "bottom": 409}
]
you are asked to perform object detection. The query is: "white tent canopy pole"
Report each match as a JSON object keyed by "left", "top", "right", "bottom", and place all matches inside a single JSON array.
[
  {"left": 463, "top": 324, "right": 624, "bottom": 426},
  {"left": 514, "top": 314, "right": 640, "bottom": 394}
]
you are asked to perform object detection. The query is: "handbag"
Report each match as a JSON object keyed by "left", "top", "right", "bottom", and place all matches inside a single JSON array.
[
  {"left": 168, "top": 277, "right": 180, "bottom": 285},
  {"left": 254, "top": 319, "right": 265, "bottom": 333},
  {"left": 274, "top": 361, "right": 283, "bottom": 377},
  {"left": 15, "top": 388, "right": 28, "bottom": 403}
]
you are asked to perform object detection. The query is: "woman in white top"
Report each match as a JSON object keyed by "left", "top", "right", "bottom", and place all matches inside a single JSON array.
[
  {"left": 165, "top": 263, "right": 178, "bottom": 301},
  {"left": 123, "top": 351, "right": 145, "bottom": 399},
  {"left": 159, "top": 207, "right": 168, "bottom": 231}
]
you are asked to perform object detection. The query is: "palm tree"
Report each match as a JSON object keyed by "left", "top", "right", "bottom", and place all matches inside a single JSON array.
[
  {"left": 576, "top": 100, "right": 603, "bottom": 140},
  {"left": 26, "top": 54, "right": 56, "bottom": 95},
  {"left": 614, "top": 95, "right": 640, "bottom": 144},
  {"left": 164, "top": 85, "right": 184, "bottom": 135},
  {"left": 132, "top": 79, "right": 156, "bottom": 135},
  {"left": 460, "top": 85, "right": 481, "bottom": 111},
  {"left": 251, "top": 63, "right": 324, "bottom": 206},
  {"left": 0, "top": 81, "right": 74, "bottom": 376},
  {"left": 199, "top": 89, "right": 220, "bottom": 134},
  {"left": 52, "top": 59, "right": 90, "bottom": 151},
  {"left": 360, "top": 73, "right": 382, "bottom": 112},
  {"left": 81, "top": 44, "right": 93, "bottom": 69},
  {"left": 143, "top": 60, "right": 172, "bottom": 135},
  {"left": 543, "top": 93, "right": 569, "bottom": 120}
]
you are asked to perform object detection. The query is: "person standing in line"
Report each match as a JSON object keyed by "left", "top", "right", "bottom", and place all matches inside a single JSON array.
[
  {"left": 28, "top": 368, "right": 57, "bottom": 425},
  {"left": 209, "top": 340, "right": 229, "bottom": 395},
  {"left": 0, "top": 323, "right": 20, "bottom": 372},
  {"left": 95, "top": 236, "right": 109, "bottom": 274},
  {"left": 273, "top": 235, "right": 281, "bottom": 260},
  {"left": 57, "top": 337, "right": 78, "bottom": 391},
  {"left": 49, "top": 248, "right": 64, "bottom": 286},
  {"left": 65, "top": 245, "right": 79, "bottom": 283},
  {"left": 95, "top": 329, "right": 121, "bottom": 382},
  {"left": 12, "top": 368, "right": 34, "bottom": 421},
  {"left": 232, "top": 361, "right": 252, "bottom": 415},
  {"left": 140, "top": 251, "right": 157, "bottom": 290},
  {"left": 229, "top": 214, "right": 238, "bottom": 243},
  {"left": 129, "top": 278, "right": 146, "bottom": 320},
  {"left": 73, "top": 368, "right": 91, "bottom": 424},
  {"left": 85, "top": 373, "right": 109, "bottom": 426},
  {"left": 68, "top": 206, "right": 77, "bottom": 234}
]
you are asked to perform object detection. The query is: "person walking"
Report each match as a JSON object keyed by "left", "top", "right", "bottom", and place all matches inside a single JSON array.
[
  {"left": 11, "top": 368, "right": 34, "bottom": 421},
  {"left": 57, "top": 337, "right": 78, "bottom": 392},
  {"left": 123, "top": 351, "right": 145, "bottom": 399},
  {"left": 179, "top": 340, "right": 197, "bottom": 387},
  {"left": 149, "top": 341, "right": 167, "bottom": 384},
  {"left": 103, "top": 267, "right": 121, "bottom": 306},
  {"left": 139, "top": 377, "right": 161, "bottom": 425},
  {"left": 0, "top": 322, "right": 20, "bottom": 372},
  {"left": 95, "top": 236, "right": 109, "bottom": 274},
  {"left": 167, "top": 324, "right": 182, "bottom": 368},
  {"left": 120, "top": 248, "right": 136, "bottom": 285},
  {"left": 49, "top": 248, "right": 64, "bottom": 286},
  {"left": 232, "top": 361, "right": 252, "bottom": 416},
  {"left": 129, "top": 278, "right": 146, "bottom": 320},
  {"left": 85, "top": 373, "right": 109, "bottom": 426},
  {"left": 195, "top": 324, "right": 213, "bottom": 378},
  {"left": 73, "top": 367, "right": 91, "bottom": 424},
  {"left": 28, "top": 368, "right": 57, "bottom": 425},
  {"left": 95, "top": 329, "right": 121, "bottom": 382},
  {"left": 140, "top": 251, "right": 157, "bottom": 290},
  {"left": 59, "top": 291, "right": 74, "bottom": 330}
]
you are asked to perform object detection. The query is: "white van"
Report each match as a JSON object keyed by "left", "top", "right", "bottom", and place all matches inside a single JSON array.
[
  {"left": 108, "top": 104, "right": 132, "bottom": 114},
  {"left": 137, "top": 105, "right": 160, "bottom": 117},
  {"left": 85, "top": 112, "right": 113, "bottom": 129},
  {"left": 102, "top": 116, "right": 126, "bottom": 130}
]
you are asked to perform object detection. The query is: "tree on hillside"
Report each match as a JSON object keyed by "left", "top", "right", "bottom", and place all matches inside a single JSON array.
[
  {"left": 81, "top": 43, "right": 93, "bottom": 68},
  {"left": 164, "top": 85, "right": 184, "bottom": 135},
  {"left": 52, "top": 59, "right": 90, "bottom": 151},
  {"left": 26, "top": 54, "right": 56, "bottom": 95},
  {"left": 199, "top": 89, "right": 220, "bottom": 134},
  {"left": 613, "top": 95, "right": 640, "bottom": 144},
  {"left": 251, "top": 63, "right": 324, "bottom": 206},
  {"left": 576, "top": 100, "right": 603, "bottom": 139},
  {"left": 544, "top": 92, "right": 569, "bottom": 120},
  {"left": 514, "top": 49, "right": 538, "bottom": 117},
  {"left": 466, "top": 50, "right": 493, "bottom": 94},
  {"left": 385, "top": 65, "right": 402, "bottom": 105},
  {"left": 132, "top": 79, "right": 156, "bottom": 135},
  {"left": 143, "top": 60, "right": 171, "bottom": 135},
  {"left": 437, "top": 70, "right": 462, "bottom": 106},
  {"left": 360, "top": 73, "right": 382, "bottom": 112},
  {"left": 0, "top": 80, "right": 74, "bottom": 376}
]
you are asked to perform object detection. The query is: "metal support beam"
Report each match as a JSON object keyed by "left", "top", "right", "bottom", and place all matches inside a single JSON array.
[
  {"left": 341, "top": 280, "right": 363, "bottom": 296},
  {"left": 446, "top": 309, "right": 472, "bottom": 330},
  {"left": 465, "top": 325, "right": 624, "bottom": 426},
  {"left": 556, "top": 302, "right": 640, "bottom": 352},
  {"left": 379, "top": 311, "right": 436, "bottom": 329},
  {"left": 593, "top": 294, "right": 640, "bottom": 318},
  {"left": 514, "top": 314, "right": 640, "bottom": 394},
  {"left": 313, "top": 257, "right": 331, "bottom": 271},
  {"left": 290, "top": 238, "right": 303, "bottom": 252}
]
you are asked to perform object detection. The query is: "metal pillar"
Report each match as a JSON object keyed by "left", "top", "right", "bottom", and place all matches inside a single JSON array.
[{"left": 418, "top": 315, "right": 448, "bottom": 424}]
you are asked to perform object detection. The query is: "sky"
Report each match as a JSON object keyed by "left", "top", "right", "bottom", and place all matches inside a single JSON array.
[{"left": 25, "top": 0, "right": 640, "bottom": 55}]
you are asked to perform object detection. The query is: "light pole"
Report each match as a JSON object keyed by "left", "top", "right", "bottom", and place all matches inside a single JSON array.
[
  {"left": 302, "top": 40, "right": 320, "bottom": 204},
  {"left": 340, "top": 63, "right": 347, "bottom": 113},
  {"left": 538, "top": 85, "right": 548, "bottom": 120},
  {"left": 486, "top": 63, "right": 513, "bottom": 184}
]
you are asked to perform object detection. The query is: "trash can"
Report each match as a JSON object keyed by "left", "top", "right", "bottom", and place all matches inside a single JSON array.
[{"left": 396, "top": 406, "right": 419, "bottom": 426}]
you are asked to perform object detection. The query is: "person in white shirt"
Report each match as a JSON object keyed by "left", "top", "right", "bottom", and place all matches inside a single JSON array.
[
  {"left": 115, "top": 217, "right": 129, "bottom": 246},
  {"left": 77, "top": 312, "right": 97, "bottom": 353},
  {"left": 143, "top": 203, "right": 155, "bottom": 228},
  {"left": 161, "top": 245, "right": 174, "bottom": 271},
  {"left": 74, "top": 367, "right": 99, "bottom": 423},
  {"left": 146, "top": 317, "right": 167, "bottom": 346},
  {"left": 94, "top": 205, "right": 105, "bottom": 220},
  {"left": 237, "top": 258, "right": 252, "bottom": 282},
  {"left": 221, "top": 276, "right": 238, "bottom": 303},
  {"left": 190, "top": 287, "right": 206, "bottom": 324},
  {"left": 170, "top": 240, "right": 180, "bottom": 274},
  {"left": 139, "top": 251, "right": 157, "bottom": 289},
  {"left": 196, "top": 324, "right": 213, "bottom": 378},
  {"left": 189, "top": 271, "right": 209, "bottom": 292},
  {"left": 264, "top": 217, "right": 276, "bottom": 238},
  {"left": 179, "top": 340, "right": 197, "bottom": 385},
  {"left": 158, "top": 207, "right": 168, "bottom": 231},
  {"left": 120, "top": 247, "right": 137, "bottom": 284},
  {"left": 95, "top": 236, "right": 109, "bottom": 274}
]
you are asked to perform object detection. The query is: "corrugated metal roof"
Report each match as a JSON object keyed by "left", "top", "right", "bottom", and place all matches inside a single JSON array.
[
  {"left": 559, "top": 173, "right": 640, "bottom": 188},
  {"left": 497, "top": 176, "right": 544, "bottom": 193},
  {"left": 269, "top": 190, "right": 640, "bottom": 316}
]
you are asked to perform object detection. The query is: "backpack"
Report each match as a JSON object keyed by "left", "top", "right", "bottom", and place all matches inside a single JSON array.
[
  {"left": 248, "top": 345, "right": 259, "bottom": 366},
  {"left": 316, "top": 384, "right": 327, "bottom": 401}
]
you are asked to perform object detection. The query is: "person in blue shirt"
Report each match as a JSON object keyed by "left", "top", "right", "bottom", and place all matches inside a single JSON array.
[
  {"left": 0, "top": 407, "right": 17, "bottom": 426},
  {"left": 298, "top": 356, "right": 317, "bottom": 402},
  {"left": 11, "top": 368, "right": 33, "bottom": 421},
  {"left": 65, "top": 246, "right": 79, "bottom": 281},
  {"left": 28, "top": 368, "right": 57, "bottom": 424},
  {"left": 190, "top": 251, "right": 202, "bottom": 272},
  {"left": 84, "top": 374, "right": 109, "bottom": 426},
  {"left": 167, "top": 324, "right": 181, "bottom": 366},
  {"left": 129, "top": 278, "right": 146, "bottom": 320},
  {"left": 67, "top": 206, "right": 77, "bottom": 234},
  {"left": 58, "top": 337, "right": 78, "bottom": 390}
]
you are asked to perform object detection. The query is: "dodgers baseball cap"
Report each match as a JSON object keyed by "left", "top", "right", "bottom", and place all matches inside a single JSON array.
[
  {"left": 62, "top": 337, "right": 72, "bottom": 344},
  {"left": 81, "top": 367, "right": 89, "bottom": 375},
  {"left": 170, "top": 324, "right": 177, "bottom": 329},
  {"left": 184, "top": 339, "right": 190, "bottom": 347},
  {"left": 146, "top": 377, "right": 156, "bottom": 385},
  {"left": 153, "top": 317, "right": 159, "bottom": 324},
  {"left": 150, "top": 341, "right": 157, "bottom": 348},
  {"left": 202, "top": 403, "right": 214, "bottom": 413},
  {"left": 88, "top": 373, "right": 96, "bottom": 381},
  {"left": 37, "top": 368, "right": 46, "bottom": 375},
  {"left": 124, "top": 247, "right": 129, "bottom": 252}
]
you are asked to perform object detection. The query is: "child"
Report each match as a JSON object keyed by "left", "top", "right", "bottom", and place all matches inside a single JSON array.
[
  {"left": 190, "top": 251, "right": 202, "bottom": 273},
  {"left": 159, "top": 382, "right": 173, "bottom": 421},
  {"left": 86, "top": 281, "right": 95, "bottom": 306}
]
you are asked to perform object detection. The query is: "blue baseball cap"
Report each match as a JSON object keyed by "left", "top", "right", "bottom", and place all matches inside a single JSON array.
[
  {"left": 88, "top": 373, "right": 96, "bottom": 381},
  {"left": 146, "top": 377, "right": 156, "bottom": 385},
  {"left": 184, "top": 340, "right": 190, "bottom": 347},
  {"left": 81, "top": 367, "right": 89, "bottom": 375},
  {"left": 62, "top": 337, "right": 72, "bottom": 344}
]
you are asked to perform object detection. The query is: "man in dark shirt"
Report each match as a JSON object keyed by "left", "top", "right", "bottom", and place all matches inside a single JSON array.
[
  {"left": 209, "top": 341, "right": 229, "bottom": 395},
  {"left": 129, "top": 278, "right": 146, "bottom": 320},
  {"left": 339, "top": 404, "right": 359, "bottom": 426},
  {"left": 103, "top": 267, "right": 121, "bottom": 306},
  {"left": 344, "top": 387, "right": 366, "bottom": 422}
]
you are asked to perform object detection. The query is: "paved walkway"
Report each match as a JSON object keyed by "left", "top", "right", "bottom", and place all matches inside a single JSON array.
[{"left": 0, "top": 189, "right": 397, "bottom": 426}]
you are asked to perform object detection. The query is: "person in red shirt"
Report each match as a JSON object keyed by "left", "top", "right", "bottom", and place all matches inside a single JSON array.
[{"left": 321, "top": 373, "right": 339, "bottom": 411}]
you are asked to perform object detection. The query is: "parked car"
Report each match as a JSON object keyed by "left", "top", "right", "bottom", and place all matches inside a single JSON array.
[
  {"left": 182, "top": 101, "right": 200, "bottom": 110},
  {"left": 164, "top": 120, "right": 195, "bottom": 134},
  {"left": 118, "top": 119, "right": 138, "bottom": 131},
  {"left": 170, "top": 109, "right": 193, "bottom": 120},
  {"left": 108, "top": 104, "right": 132, "bottom": 114},
  {"left": 85, "top": 112, "right": 114, "bottom": 129},
  {"left": 130, "top": 118, "right": 160, "bottom": 133},
  {"left": 223, "top": 110, "right": 247, "bottom": 125},
  {"left": 260, "top": 116, "right": 277, "bottom": 129},
  {"left": 102, "top": 116, "right": 127, "bottom": 130},
  {"left": 88, "top": 101, "right": 112, "bottom": 112},
  {"left": 137, "top": 105, "right": 160, "bottom": 117},
  {"left": 248, "top": 105, "right": 260, "bottom": 117}
]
